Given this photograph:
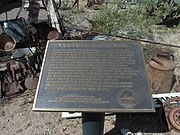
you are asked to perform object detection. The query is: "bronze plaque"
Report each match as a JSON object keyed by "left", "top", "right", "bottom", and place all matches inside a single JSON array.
[{"left": 33, "top": 40, "right": 154, "bottom": 112}]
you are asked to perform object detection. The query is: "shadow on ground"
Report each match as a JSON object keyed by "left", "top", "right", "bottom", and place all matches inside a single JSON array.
[
  {"left": 105, "top": 109, "right": 168, "bottom": 135},
  {"left": 0, "top": 1, "right": 22, "bottom": 14}
]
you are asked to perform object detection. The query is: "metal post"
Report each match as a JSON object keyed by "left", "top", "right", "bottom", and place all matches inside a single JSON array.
[
  {"left": 44, "top": 0, "right": 62, "bottom": 36},
  {"left": 82, "top": 112, "right": 105, "bottom": 135}
]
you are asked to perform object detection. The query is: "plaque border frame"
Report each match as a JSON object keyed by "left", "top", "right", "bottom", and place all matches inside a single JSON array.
[{"left": 33, "top": 40, "right": 155, "bottom": 113}]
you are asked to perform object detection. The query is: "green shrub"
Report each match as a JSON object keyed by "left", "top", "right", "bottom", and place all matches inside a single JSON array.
[
  {"left": 138, "top": 0, "right": 180, "bottom": 26},
  {"left": 91, "top": 0, "right": 179, "bottom": 39},
  {"left": 92, "top": 5, "right": 154, "bottom": 39}
]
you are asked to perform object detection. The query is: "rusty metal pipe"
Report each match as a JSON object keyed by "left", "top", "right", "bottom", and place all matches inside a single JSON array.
[
  {"left": 0, "top": 33, "right": 16, "bottom": 51},
  {"left": 39, "top": 27, "right": 60, "bottom": 40}
]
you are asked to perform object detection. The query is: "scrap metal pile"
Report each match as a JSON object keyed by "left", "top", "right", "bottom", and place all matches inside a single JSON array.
[
  {"left": 0, "top": 0, "right": 63, "bottom": 98},
  {"left": 0, "top": 17, "right": 61, "bottom": 98},
  {"left": 158, "top": 97, "right": 180, "bottom": 132}
]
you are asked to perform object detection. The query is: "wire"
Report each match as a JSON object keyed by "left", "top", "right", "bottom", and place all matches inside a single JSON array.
[{"left": 65, "top": 26, "right": 180, "bottom": 48}]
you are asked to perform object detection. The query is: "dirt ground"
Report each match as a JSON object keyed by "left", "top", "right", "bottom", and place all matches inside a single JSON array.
[{"left": 0, "top": 1, "right": 180, "bottom": 135}]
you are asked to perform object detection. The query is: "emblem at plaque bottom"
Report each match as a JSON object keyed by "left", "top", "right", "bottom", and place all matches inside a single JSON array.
[{"left": 117, "top": 90, "right": 137, "bottom": 109}]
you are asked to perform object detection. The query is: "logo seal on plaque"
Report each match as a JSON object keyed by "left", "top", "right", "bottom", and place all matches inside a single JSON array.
[{"left": 117, "top": 90, "right": 137, "bottom": 109}]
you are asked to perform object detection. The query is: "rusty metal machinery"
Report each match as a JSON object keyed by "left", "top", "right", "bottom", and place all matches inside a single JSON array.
[
  {"left": 0, "top": 52, "right": 43, "bottom": 98},
  {"left": 0, "top": 18, "right": 44, "bottom": 98},
  {"left": 169, "top": 106, "right": 180, "bottom": 131},
  {"left": 0, "top": 0, "right": 64, "bottom": 98},
  {"left": 158, "top": 97, "right": 180, "bottom": 133},
  {"left": 148, "top": 48, "right": 175, "bottom": 94}
]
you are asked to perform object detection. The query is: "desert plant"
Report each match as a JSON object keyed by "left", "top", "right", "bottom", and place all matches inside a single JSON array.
[
  {"left": 91, "top": 0, "right": 179, "bottom": 40},
  {"left": 136, "top": 0, "right": 180, "bottom": 26},
  {"left": 68, "top": 6, "right": 86, "bottom": 14},
  {"left": 91, "top": 4, "right": 154, "bottom": 39}
]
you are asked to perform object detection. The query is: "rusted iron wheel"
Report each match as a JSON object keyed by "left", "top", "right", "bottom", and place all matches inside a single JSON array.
[
  {"left": 169, "top": 106, "right": 180, "bottom": 131},
  {"left": 163, "top": 97, "right": 180, "bottom": 113},
  {"left": 158, "top": 97, "right": 180, "bottom": 131}
]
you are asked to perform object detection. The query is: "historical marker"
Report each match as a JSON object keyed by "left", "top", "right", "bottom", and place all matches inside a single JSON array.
[{"left": 33, "top": 40, "right": 154, "bottom": 112}]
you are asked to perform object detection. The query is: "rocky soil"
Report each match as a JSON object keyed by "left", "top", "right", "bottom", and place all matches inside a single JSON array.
[{"left": 1, "top": 89, "right": 179, "bottom": 135}]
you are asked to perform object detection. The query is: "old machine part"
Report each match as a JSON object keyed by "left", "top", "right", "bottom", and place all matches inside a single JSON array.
[
  {"left": 1, "top": 18, "right": 27, "bottom": 43},
  {"left": 0, "top": 0, "right": 64, "bottom": 98},
  {"left": 32, "top": 22, "right": 60, "bottom": 40},
  {"left": 24, "top": 62, "right": 39, "bottom": 90},
  {"left": 0, "top": 33, "right": 16, "bottom": 51},
  {"left": 169, "top": 106, "right": 180, "bottom": 131},
  {"left": 0, "top": 61, "right": 25, "bottom": 96},
  {"left": 43, "top": 0, "right": 64, "bottom": 38},
  {"left": 148, "top": 48, "right": 175, "bottom": 94},
  {"left": 27, "top": 0, "right": 40, "bottom": 24},
  {"left": 158, "top": 97, "right": 180, "bottom": 132},
  {"left": 0, "top": 18, "right": 35, "bottom": 49},
  {"left": 0, "top": 50, "right": 43, "bottom": 98},
  {"left": 46, "top": 27, "right": 60, "bottom": 40},
  {"left": 5, "top": 65, "right": 24, "bottom": 96}
]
